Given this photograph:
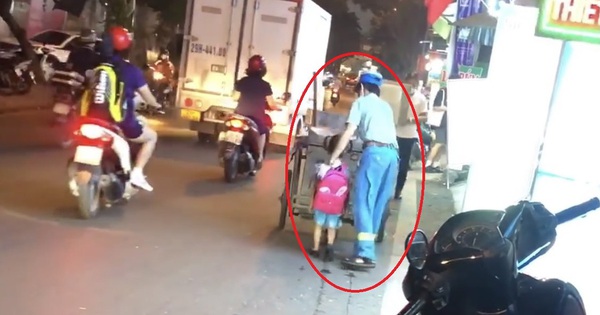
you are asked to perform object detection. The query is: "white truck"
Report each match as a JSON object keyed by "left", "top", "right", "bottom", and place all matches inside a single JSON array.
[{"left": 175, "top": 0, "right": 332, "bottom": 146}]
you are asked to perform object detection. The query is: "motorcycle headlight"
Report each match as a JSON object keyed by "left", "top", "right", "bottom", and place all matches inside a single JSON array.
[{"left": 153, "top": 72, "right": 164, "bottom": 80}]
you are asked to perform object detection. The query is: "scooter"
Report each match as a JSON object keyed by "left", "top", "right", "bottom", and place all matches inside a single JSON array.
[
  {"left": 0, "top": 52, "right": 35, "bottom": 95},
  {"left": 330, "top": 87, "right": 340, "bottom": 106},
  {"left": 66, "top": 116, "right": 145, "bottom": 219},
  {"left": 217, "top": 112, "right": 274, "bottom": 183},
  {"left": 410, "top": 124, "right": 433, "bottom": 167},
  {"left": 398, "top": 197, "right": 599, "bottom": 315}
]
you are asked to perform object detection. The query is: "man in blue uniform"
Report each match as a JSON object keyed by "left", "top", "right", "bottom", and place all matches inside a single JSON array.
[{"left": 328, "top": 71, "right": 399, "bottom": 269}]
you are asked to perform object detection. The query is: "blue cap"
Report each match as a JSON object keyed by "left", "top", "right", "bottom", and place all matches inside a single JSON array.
[{"left": 358, "top": 71, "right": 383, "bottom": 87}]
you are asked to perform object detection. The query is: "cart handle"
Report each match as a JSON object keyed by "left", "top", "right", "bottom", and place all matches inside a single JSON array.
[{"left": 323, "top": 136, "right": 353, "bottom": 153}]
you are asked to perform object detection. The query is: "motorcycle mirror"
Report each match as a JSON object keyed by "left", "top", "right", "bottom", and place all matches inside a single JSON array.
[{"left": 405, "top": 230, "right": 428, "bottom": 269}]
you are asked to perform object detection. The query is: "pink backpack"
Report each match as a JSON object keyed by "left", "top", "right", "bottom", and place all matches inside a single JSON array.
[{"left": 313, "top": 164, "right": 349, "bottom": 215}]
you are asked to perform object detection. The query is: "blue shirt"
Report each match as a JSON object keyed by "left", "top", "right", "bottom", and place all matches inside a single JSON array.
[
  {"left": 111, "top": 56, "right": 147, "bottom": 124},
  {"left": 347, "top": 93, "right": 398, "bottom": 148}
]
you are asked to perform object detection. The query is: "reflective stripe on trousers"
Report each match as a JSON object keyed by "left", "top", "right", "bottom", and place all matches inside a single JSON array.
[{"left": 353, "top": 145, "right": 399, "bottom": 261}]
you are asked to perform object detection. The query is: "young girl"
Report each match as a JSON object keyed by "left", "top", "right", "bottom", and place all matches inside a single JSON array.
[{"left": 309, "top": 135, "right": 350, "bottom": 262}]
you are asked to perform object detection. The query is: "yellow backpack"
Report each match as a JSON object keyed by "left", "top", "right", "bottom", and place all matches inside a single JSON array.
[{"left": 80, "top": 63, "right": 125, "bottom": 122}]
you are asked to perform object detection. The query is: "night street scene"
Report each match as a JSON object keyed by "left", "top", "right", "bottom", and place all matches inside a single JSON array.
[{"left": 0, "top": 0, "right": 598, "bottom": 314}]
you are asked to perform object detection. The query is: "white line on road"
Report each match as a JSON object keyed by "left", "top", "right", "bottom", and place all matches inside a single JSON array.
[{"left": 1, "top": 209, "right": 133, "bottom": 236}]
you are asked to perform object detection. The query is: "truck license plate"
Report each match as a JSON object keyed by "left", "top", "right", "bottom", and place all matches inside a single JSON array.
[
  {"left": 218, "top": 131, "right": 244, "bottom": 145},
  {"left": 73, "top": 146, "right": 103, "bottom": 166},
  {"left": 53, "top": 102, "right": 71, "bottom": 115},
  {"left": 180, "top": 109, "right": 201, "bottom": 121}
]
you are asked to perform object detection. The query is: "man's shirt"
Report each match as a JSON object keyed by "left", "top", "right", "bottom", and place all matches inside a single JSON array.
[
  {"left": 396, "top": 91, "right": 427, "bottom": 139},
  {"left": 347, "top": 93, "right": 398, "bottom": 147}
]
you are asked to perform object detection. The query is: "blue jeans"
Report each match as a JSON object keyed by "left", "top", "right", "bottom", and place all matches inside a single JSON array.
[{"left": 353, "top": 145, "right": 399, "bottom": 261}]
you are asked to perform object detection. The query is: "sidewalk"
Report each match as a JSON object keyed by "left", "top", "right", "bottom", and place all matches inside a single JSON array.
[
  {"left": 0, "top": 85, "right": 54, "bottom": 115},
  {"left": 379, "top": 168, "right": 456, "bottom": 315}
]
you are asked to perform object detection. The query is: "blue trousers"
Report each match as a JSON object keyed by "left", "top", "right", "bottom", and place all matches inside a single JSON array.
[{"left": 353, "top": 145, "right": 399, "bottom": 261}]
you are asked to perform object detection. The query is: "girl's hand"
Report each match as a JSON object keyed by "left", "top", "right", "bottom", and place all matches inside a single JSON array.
[{"left": 329, "top": 158, "right": 341, "bottom": 167}]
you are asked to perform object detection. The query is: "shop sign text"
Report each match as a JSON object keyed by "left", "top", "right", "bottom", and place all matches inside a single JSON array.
[{"left": 536, "top": 0, "right": 600, "bottom": 44}]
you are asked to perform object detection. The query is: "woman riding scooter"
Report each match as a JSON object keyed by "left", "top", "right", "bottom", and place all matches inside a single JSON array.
[{"left": 231, "top": 55, "right": 280, "bottom": 168}]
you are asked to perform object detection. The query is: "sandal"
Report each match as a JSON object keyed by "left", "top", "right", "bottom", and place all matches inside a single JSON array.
[
  {"left": 308, "top": 249, "right": 320, "bottom": 258},
  {"left": 425, "top": 166, "right": 443, "bottom": 173},
  {"left": 341, "top": 256, "right": 376, "bottom": 269}
]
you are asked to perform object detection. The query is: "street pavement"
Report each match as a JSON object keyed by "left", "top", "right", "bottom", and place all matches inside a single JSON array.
[{"left": 0, "top": 87, "right": 450, "bottom": 315}]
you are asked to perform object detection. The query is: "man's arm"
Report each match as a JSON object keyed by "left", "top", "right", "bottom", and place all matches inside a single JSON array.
[
  {"left": 132, "top": 67, "right": 160, "bottom": 108},
  {"left": 330, "top": 100, "right": 360, "bottom": 163},
  {"left": 409, "top": 95, "right": 429, "bottom": 123},
  {"left": 264, "top": 82, "right": 278, "bottom": 110}
]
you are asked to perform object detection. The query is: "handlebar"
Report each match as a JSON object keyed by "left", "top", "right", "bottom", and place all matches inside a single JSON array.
[
  {"left": 555, "top": 197, "right": 600, "bottom": 225},
  {"left": 398, "top": 294, "right": 427, "bottom": 315}
]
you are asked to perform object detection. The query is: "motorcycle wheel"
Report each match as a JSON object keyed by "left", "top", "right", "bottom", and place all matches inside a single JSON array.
[
  {"left": 77, "top": 180, "right": 101, "bottom": 219},
  {"left": 13, "top": 78, "right": 31, "bottom": 94},
  {"left": 278, "top": 169, "right": 293, "bottom": 230},
  {"left": 223, "top": 148, "right": 240, "bottom": 183}
]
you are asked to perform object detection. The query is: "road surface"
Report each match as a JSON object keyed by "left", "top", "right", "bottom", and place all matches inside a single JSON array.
[{"left": 0, "top": 91, "right": 410, "bottom": 315}]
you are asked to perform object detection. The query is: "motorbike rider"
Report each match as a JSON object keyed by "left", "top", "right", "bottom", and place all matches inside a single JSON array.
[
  {"left": 153, "top": 47, "right": 175, "bottom": 88},
  {"left": 65, "top": 28, "right": 101, "bottom": 76},
  {"left": 328, "top": 70, "right": 399, "bottom": 270},
  {"left": 231, "top": 55, "right": 280, "bottom": 168},
  {"left": 78, "top": 26, "right": 161, "bottom": 192}
]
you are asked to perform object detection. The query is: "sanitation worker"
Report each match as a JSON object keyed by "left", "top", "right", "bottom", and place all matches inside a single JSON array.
[{"left": 328, "top": 70, "right": 399, "bottom": 270}]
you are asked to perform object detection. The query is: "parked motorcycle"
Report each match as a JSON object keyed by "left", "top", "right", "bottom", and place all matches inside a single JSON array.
[
  {"left": 410, "top": 124, "right": 433, "bottom": 166},
  {"left": 67, "top": 117, "right": 144, "bottom": 219},
  {"left": 0, "top": 52, "right": 35, "bottom": 95},
  {"left": 398, "top": 197, "right": 600, "bottom": 315},
  {"left": 51, "top": 67, "right": 85, "bottom": 148}
]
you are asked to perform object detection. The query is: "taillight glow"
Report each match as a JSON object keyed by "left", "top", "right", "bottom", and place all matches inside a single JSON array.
[
  {"left": 184, "top": 98, "right": 193, "bottom": 107},
  {"left": 230, "top": 119, "right": 243, "bottom": 128},
  {"left": 225, "top": 119, "right": 248, "bottom": 130}
]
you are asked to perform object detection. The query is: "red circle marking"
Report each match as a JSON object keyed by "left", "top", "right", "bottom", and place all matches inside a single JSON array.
[{"left": 283, "top": 51, "right": 426, "bottom": 293}]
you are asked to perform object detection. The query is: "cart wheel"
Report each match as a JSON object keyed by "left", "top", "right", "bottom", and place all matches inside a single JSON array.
[
  {"left": 278, "top": 194, "right": 287, "bottom": 230},
  {"left": 278, "top": 170, "right": 292, "bottom": 230},
  {"left": 376, "top": 209, "right": 390, "bottom": 243}
]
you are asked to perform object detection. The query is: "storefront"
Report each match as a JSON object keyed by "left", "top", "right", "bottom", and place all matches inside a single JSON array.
[{"left": 455, "top": 1, "right": 600, "bottom": 313}]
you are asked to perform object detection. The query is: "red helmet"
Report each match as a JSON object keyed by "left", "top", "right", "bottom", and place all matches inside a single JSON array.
[
  {"left": 247, "top": 55, "right": 266, "bottom": 76},
  {"left": 109, "top": 26, "right": 131, "bottom": 51}
]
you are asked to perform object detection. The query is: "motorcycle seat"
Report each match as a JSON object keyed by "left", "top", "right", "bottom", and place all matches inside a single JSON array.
[
  {"left": 78, "top": 117, "right": 123, "bottom": 135},
  {"left": 244, "top": 118, "right": 260, "bottom": 133}
]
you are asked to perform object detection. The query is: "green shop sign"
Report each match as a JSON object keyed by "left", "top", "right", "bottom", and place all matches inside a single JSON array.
[
  {"left": 458, "top": 65, "right": 484, "bottom": 78},
  {"left": 536, "top": 0, "right": 600, "bottom": 44}
]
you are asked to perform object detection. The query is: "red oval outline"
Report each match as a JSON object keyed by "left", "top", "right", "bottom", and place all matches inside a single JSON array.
[{"left": 284, "top": 51, "right": 425, "bottom": 293}]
